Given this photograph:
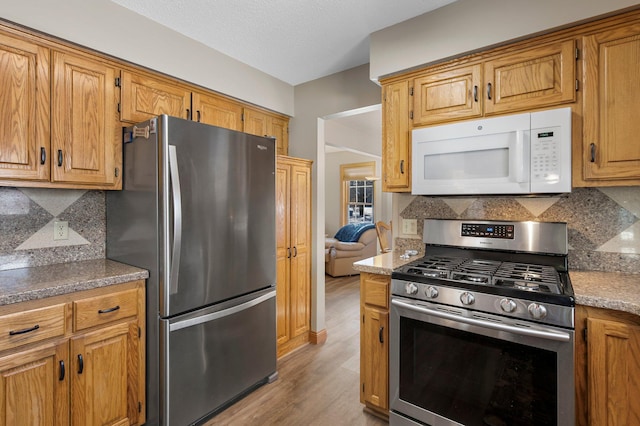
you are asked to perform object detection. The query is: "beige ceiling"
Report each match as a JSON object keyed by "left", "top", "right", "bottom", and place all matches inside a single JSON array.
[{"left": 111, "top": 0, "right": 456, "bottom": 85}]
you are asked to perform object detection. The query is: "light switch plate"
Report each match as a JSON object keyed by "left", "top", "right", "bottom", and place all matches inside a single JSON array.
[{"left": 402, "top": 219, "right": 418, "bottom": 235}]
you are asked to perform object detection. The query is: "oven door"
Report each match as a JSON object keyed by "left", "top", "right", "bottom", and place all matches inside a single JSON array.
[{"left": 390, "top": 296, "right": 574, "bottom": 426}]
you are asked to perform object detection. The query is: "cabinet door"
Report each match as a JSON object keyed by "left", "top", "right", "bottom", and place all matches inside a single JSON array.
[
  {"left": 289, "top": 162, "right": 312, "bottom": 339},
  {"left": 582, "top": 24, "right": 640, "bottom": 181},
  {"left": 0, "top": 32, "right": 50, "bottom": 182},
  {"left": 275, "top": 162, "right": 291, "bottom": 347},
  {"left": 0, "top": 340, "right": 68, "bottom": 426},
  {"left": 120, "top": 71, "right": 191, "bottom": 123},
  {"left": 361, "top": 305, "right": 388, "bottom": 411},
  {"left": 270, "top": 116, "right": 289, "bottom": 156},
  {"left": 412, "top": 64, "right": 482, "bottom": 126},
  {"left": 71, "top": 320, "right": 141, "bottom": 426},
  {"left": 51, "top": 51, "right": 118, "bottom": 186},
  {"left": 588, "top": 317, "right": 640, "bottom": 425},
  {"left": 382, "top": 80, "right": 411, "bottom": 192},
  {"left": 484, "top": 39, "right": 576, "bottom": 115},
  {"left": 243, "top": 108, "right": 269, "bottom": 137},
  {"left": 192, "top": 92, "right": 243, "bottom": 131}
]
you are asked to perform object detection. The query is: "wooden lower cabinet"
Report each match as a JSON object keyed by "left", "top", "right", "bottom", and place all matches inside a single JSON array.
[
  {"left": 575, "top": 305, "right": 640, "bottom": 426},
  {"left": 0, "top": 280, "right": 145, "bottom": 426},
  {"left": 360, "top": 272, "right": 390, "bottom": 416}
]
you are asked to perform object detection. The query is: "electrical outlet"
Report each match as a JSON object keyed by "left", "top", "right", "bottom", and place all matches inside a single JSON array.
[
  {"left": 54, "top": 221, "right": 68, "bottom": 240},
  {"left": 402, "top": 219, "right": 418, "bottom": 235}
]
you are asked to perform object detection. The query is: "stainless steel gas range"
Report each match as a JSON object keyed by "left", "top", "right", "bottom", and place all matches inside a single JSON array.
[{"left": 390, "top": 219, "right": 575, "bottom": 426}]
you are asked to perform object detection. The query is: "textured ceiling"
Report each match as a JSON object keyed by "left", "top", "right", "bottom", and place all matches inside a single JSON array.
[{"left": 111, "top": 0, "right": 456, "bottom": 85}]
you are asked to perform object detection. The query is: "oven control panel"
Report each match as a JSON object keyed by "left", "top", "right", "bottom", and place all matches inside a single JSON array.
[{"left": 461, "top": 223, "right": 514, "bottom": 239}]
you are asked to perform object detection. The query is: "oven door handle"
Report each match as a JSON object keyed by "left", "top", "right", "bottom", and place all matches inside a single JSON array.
[{"left": 392, "top": 299, "right": 571, "bottom": 342}]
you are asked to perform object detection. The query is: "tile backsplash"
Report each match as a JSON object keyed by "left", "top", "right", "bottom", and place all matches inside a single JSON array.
[
  {"left": 0, "top": 188, "right": 105, "bottom": 271},
  {"left": 396, "top": 187, "right": 640, "bottom": 274}
]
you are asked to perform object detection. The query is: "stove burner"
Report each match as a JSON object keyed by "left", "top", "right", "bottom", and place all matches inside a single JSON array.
[{"left": 514, "top": 281, "right": 541, "bottom": 291}]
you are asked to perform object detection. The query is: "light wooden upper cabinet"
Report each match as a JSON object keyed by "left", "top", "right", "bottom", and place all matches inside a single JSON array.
[
  {"left": 412, "top": 40, "right": 576, "bottom": 126},
  {"left": 244, "top": 108, "right": 289, "bottom": 156},
  {"left": 412, "top": 64, "right": 482, "bottom": 126},
  {"left": 0, "top": 32, "right": 50, "bottom": 182},
  {"left": 120, "top": 71, "right": 191, "bottom": 123},
  {"left": 581, "top": 23, "right": 640, "bottom": 183},
  {"left": 484, "top": 39, "right": 576, "bottom": 115},
  {"left": 51, "top": 51, "right": 118, "bottom": 187},
  {"left": 192, "top": 91, "right": 243, "bottom": 131},
  {"left": 382, "top": 80, "right": 411, "bottom": 192}
]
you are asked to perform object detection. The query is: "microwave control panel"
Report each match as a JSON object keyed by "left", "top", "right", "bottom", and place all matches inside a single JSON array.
[{"left": 531, "top": 126, "right": 561, "bottom": 182}]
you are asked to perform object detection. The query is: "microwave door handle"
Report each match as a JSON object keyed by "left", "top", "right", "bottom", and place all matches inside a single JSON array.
[{"left": 514, "top": 130, "right": 526, "bottom": 183}]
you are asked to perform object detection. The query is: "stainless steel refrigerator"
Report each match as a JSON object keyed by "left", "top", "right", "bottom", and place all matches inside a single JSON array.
[{"left": 106, "top": 115, "right": 277, "bottom": 426}]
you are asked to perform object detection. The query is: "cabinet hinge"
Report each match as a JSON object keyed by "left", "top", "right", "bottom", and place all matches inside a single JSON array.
[
  {"left": 583, "top": 327, "right": 588, "bottom": 343},
  {"left": 138, "top": 327, "right": 141, "bottom": 338},
  {"left": 575, "top": 79, "right": 579, "bottom": 92},
  {"left": 362, "top": 383, "right": 365, "bottom": 393},
  {"left": 362, "top": 314, "right": 365, "bottom": 324},
  {"left": 138, "top": 401, "right": 142, "bottom": 413},
  {"left": 410, "top": 111, "right": 414, "bottom": 120},
  {"left": 575, "top": 47, "right": 580, "bottom": 60},
  {"left": 410, "top": 87, "right": 414, "bottom": 96},
  {"left": 117, "top": 103, "right": 121, "bottom": 113},
  {"left": 115, "top": 167, "right": 119, "bottom": 178},
  {"left": 115, "top": 77, "right": 121, "bottom": 87}
]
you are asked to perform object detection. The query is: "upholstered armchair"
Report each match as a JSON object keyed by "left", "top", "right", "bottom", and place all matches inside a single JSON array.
[{"left": 325, "top": 223, "right": 378, "bottom": 277}]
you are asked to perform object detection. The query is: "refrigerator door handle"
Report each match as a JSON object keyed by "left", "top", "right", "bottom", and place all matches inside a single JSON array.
[
  {"left": 169, "top": 290, "right": 276, "bottom": 332},
  {"left": 168, "top": 145, "right": 183, "bottom": 295}
]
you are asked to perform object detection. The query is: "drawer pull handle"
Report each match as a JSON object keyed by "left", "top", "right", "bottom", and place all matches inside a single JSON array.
[
  {"left": 98, "top": 305, "right": 120, "bottom": 314},
  {"left": 77, "top": 354, "right": 84, "bottom": 374},
  {"left": 59, "top": 360, "right": 65, "bottom": 381},
  {"left": 9, "top": 324, "right": 40, "bottom": 336}
]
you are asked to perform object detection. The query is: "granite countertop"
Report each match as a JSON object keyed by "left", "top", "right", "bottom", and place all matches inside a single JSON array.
[
  {"left": 0, "top": 259, "right": 149, "bottom": 306},
  {"left": 354, "top": 252, "right": 640, "bottom": 317}
]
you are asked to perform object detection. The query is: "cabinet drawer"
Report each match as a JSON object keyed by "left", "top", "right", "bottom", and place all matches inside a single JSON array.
[
  {"left": 0, "top": 304, "right": 66, "bottom": 352},
  {"left": 74, "top": 288, "right": 138, "bottom": 331},
  {"left": 363, "top": 276, "right": 390, "bottom": 309}
]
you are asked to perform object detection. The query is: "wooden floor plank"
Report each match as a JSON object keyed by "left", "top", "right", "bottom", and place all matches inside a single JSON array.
[{"left": 205, "top": 274, "right": 388, "bottom": 425}]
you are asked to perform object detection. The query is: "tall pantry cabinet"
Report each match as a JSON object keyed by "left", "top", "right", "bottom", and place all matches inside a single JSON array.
[{"left": 275, "top": 156, "right": 312, "bottom": 358}]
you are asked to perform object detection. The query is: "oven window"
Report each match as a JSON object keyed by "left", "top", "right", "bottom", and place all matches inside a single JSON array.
[{"left": 399, "top": 317, "right": 557, "bottom": 426}]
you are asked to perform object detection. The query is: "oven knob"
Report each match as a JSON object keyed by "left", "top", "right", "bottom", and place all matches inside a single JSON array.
[
  {"left": 499, "top": 298, "right": 517, "bottom": 313},
  {"left": 528, "top": 303, "right": 548, "bottom": 320},
  {"left": 460, "top": 292, "right": 475, "bottom": 305},
  {"left": 425, "top": 286, "right": 439, "bottom": 299},
  {"left": 405, "top": 283, "right": 418, "bottom": 295}
]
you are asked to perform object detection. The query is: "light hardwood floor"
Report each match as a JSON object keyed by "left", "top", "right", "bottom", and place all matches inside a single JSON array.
[{"left": 205, "top": 274, "right": 388, "bottom": 425}]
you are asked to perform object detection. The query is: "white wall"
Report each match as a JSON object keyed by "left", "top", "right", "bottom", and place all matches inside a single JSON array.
[
  {"left": 370, "top": 0, "right": 640, "bottom": 81},
  {"left": 291, "top": 64, "right": 382, "bottom": 334},
  {"left": 1, "top": 0, "right": 294, "bottom": 115}
]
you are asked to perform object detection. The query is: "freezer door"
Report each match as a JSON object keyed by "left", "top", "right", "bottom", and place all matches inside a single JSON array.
[
  {"left": 161, "top": 289, "right": 277, "bottom": 425},
  {"left": 160, "top": 115, "right": 276, "bottom": 317}
]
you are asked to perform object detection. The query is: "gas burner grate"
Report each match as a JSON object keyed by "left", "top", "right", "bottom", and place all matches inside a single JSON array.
[
  {"left": 449, "top": 259, "right": 501, "bottom": 284},
  {"left": 402, "top": 256, "right": 465, "bottom": 278},
  {"left": 493, "top": 262, "right": 561, "bottom": 294}
]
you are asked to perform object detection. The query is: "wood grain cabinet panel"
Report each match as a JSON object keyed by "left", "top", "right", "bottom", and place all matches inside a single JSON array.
[
  {"left": 0, "top": 32, "right": 50, "bottom": 182},
  {"left": 360, "top": 272, "right": 390, "bottom": 416},
  {"left": 484, "top": 39, "right": 576, "bottom": 115},
  {"left": 0, "top": 340, "right": 69, "bottom": 426},
  {"left": 244, "top": 108, "right": 289, "bottom": 156},
  {"left": 412, "top": 64, "right": 482, "bottom": 126},
  {"left": 276, "top": 156, "right": 312, "bottom": 357},
  {"left": 51, "top": 51, "right": 118, "bottom": 187},
  {"left": 120, "top": 71, "right": 191, "bottom": 123},
  {"left": 382, "top": 80, "right": 410, "bottom": 192},
  {"left": 192, "top": 91, "right": 243, "bottom": 131},
  {"left": 581, "top": 22, "right": 640, "bottom": 183}
]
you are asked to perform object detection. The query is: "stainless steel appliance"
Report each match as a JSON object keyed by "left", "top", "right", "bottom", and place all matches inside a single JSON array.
[
  {"left": 390, "top": 219, "right": 575, "bottom": 426},
  {"left": 106, "top": 115, "right": 277, "bottom": 426},
  {"left": 411, "top": 107, "right": 572, "bottom": 195}
]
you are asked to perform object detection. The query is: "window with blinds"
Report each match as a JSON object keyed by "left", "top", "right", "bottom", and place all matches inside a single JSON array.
[{"left": 340, "top": 162, "right": 376, "bottom": 226}]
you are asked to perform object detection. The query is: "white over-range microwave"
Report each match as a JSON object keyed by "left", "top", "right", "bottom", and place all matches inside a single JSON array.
[{"left": 411, "top": 107, "right": 572, "bottom": 195}]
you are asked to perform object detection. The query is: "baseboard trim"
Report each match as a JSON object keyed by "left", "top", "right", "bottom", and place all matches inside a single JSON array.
[{"left": 310, "top": 329, "right": 328, "bottom": 345}]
